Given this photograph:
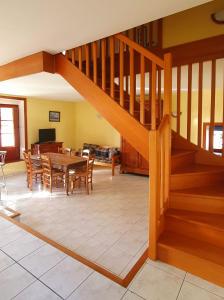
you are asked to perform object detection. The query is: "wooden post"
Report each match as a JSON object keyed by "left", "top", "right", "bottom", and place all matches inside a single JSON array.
[
  {"left": 119, "top": 41, "right": 124, "bottom": 107},
  {"left": 177, "top": 66, "right": 181, "bottom": 134},
  {"left": 148, "top": 130, "right": 159, "bottom": 260},
  {"left": 101, "top": 39, "right": 106, "bottom": 91},
  {"left": 151, "top": 62, "right": 156, "bottom": 130},
  {"left": 92, "top": 42, "right": 98, "bottom": 84},
  {"left": 130, "top": 47, "right": 135, "bottom": 115},
  {"left": 71, "top": 49, "right": 75, "bottom": 65},
  {"left": 209, "top": 59, "right": 216, "bottom": 152},
  {"left": 110, "top": 36, "right": 115, "bottom": 98},
  {"left": 140, "top": 54, "right": 145, "bottom": 124},
  {"left": 187, "top": 64, "right": 192, "bottom": 141},
  {"left": 163, "top": 53, "right": 172, "bottom": 206},
  {"left": 198, "top": 62, "right": 203, "bottom": 147},
  {"left": 85, "top": 44, "right": 90, "bottom": 77}
]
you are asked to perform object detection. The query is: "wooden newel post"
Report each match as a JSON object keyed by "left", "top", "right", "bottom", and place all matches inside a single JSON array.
[{"left": 148, "top": 130, "right": 159, "bottom": 260}]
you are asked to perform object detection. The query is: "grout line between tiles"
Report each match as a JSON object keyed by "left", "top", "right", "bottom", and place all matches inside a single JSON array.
[
  {"left": 175, "top": 272, "right": 187, "bottom": 300},
  {"left": 0, "top": 248, "right": 64, "bottom": 300}
]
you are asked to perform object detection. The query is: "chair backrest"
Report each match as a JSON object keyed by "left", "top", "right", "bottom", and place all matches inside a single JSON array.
[
  {"left": 58, "top": 147, "right": 72, "bottom": 156},
  {"left": 87, "top": 158, "right": 94, "bottom": 176},
  {"left": 81, "top": 149, "right": 90, "bottom": 158},
  {"left": 23, "top": 151, "right": 32, "bottom": 172},
  {"left": 0, "top": 150, "right": 7, "bottom": 164},
  {"left": 40, "top": 154, "right": 52, "bottom": 175}
]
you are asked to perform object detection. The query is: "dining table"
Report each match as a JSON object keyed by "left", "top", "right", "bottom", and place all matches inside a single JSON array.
[{"left": 31, "top": 152, "right": 87, "bottom": 195}]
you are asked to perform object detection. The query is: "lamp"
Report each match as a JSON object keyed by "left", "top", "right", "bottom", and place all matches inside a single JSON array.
[{"left": 211, "top": 9, "right": 224, "bottom": 24}]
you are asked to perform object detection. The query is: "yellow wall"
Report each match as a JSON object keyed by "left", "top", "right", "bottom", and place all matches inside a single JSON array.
[
  {"left": 27, "top": 98, "right": 76, "bottom": 149},
  {"left": 73, "top": 101, "right": 120, "bottom": 150},
  {"left": 172, "top": 90, "right": 223, "bottom": 146},
  {"left": 163, "top": 0, "right": 224, "bottom": 48},
  {"left": 7, "top": 98, "right": 120, "bottom": 175}
]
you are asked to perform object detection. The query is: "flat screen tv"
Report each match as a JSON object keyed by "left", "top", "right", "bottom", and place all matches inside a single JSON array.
[{"left": 39, "top": 128, "right": 56, "bottom": 143}]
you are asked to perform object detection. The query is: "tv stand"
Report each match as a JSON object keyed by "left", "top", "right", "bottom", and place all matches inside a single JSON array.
[{"left": 31, "top": 142, "right": 63, "bottom": 154}]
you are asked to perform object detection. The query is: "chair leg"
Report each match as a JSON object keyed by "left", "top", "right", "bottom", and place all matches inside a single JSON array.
[{"left": 86, "top": 176, "right": 89, "bottom": 194}]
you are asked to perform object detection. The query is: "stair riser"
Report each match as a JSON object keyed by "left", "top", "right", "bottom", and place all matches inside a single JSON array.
[
  {"left": 165, "top": 216, "right": 224, "bottom": 249},
  {"left": 171, "top": 153, "right": 195, "bottom": 173},
  {"left": 158, "top": 244, "right": 224, "bottom": 287},
  {"left": 171, "top": 172, "right": 224, "bottom": 190},
  {"left": 170, "top": 194, "right": 224, "bottom": 215}
]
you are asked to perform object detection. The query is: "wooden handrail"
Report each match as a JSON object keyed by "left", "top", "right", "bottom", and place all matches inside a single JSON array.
[{"left": 115, "top": 33, "right": 164, "bottom": 68}]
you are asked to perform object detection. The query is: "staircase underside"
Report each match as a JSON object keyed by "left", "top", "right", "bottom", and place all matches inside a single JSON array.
[{"left": 55, "top": 53, "right": 149, "bottom": 162}]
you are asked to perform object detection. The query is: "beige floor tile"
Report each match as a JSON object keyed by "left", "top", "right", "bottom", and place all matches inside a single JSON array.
[
  {"left": 0, "top": 250, "right": 14, "bottom": 272},
  {"left": 19, "top": 244, "right": 66, "bottom": 277},
  {"left": 0, "top": 218, "right": 15, "bottom": 230},
  {"left": 147, "top": 259, "right": 186, "bottom": 279},
  {"left": 5, "top": 169, "right": 148, "bottom": 277},
  {"left": 67, "top": 271, "right": 126, "bottom": 300},
  {"left": 13, "top": 280, "right": 61, "bottom": 300},
  {"left": 0, "top": 263, "right": 35, "bottom": 300},
  {"left": 96, "top": 245, "right": 134, "bottom": 276},
  {"left": 40, "top": 256, "right": 93, "bottom": 298},
  {"left": 177, "top": 281, "right": 223, "bottom": 300},
  {"left": 122, "top": 291, "right": 145, "bottom": 300},
  {"left": 129, "top": 263, "right": 183, "bottom": 300},
  {"left": 2, "top": 233, "right": 45, "bottom": 261},
  {"left": 185, "top": 273, "right": 224, "bottom": 298},
  {"left": 0, "top": 225, "right": 27, "bottom": 248}
]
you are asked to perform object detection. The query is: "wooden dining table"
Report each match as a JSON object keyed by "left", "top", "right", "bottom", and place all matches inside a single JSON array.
[{"left": 31, "top": 152, "right": 87, "bottom": 195}]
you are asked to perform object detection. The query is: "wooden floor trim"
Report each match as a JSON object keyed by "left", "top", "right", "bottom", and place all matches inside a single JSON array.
[{"left": 0, "top": 212, "right": 148, "bottom": 287}]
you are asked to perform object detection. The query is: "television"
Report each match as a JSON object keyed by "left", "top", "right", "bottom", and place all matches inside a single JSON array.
[{"left": 39, "top": 128, "right": 56, "bottom": 143}]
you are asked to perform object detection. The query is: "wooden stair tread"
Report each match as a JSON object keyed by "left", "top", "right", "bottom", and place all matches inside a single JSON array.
[
  {"left": 172, "top": 163, "right": 224, "bottom": 175},
  {"left": 158, "top": 231, "right": 224, "bottom": 267},
  {"left": 171, "top": 184, "right": 224, "bottom": 198},
  {"left": 171, "top": 149, "right": 196, "bottom": 157},
  {"left": 166, "top": 208, "right": 224, "bottom": 231}
]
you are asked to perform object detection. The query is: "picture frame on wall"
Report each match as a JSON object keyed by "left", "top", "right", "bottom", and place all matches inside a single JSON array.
[{"left": 49, "top": 111, "right": 60, "bottom": 122}]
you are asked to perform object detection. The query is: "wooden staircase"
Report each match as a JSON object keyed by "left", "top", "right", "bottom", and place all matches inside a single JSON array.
[
  {"left": 54, "top": 32, "right": 224, "bottom": 287},
  {"left": 156, "top": 137, "right": 224, "bottom": 286}
]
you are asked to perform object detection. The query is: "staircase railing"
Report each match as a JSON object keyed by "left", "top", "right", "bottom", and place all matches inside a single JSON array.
[
  {"left": 65, "top": 34, "right": 171, "bottom": 130},
  {"left": 63, "top": 33, "right": 172, "bottom": 260}
]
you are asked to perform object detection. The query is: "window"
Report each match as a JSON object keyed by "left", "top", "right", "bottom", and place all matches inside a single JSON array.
[
  {"left": 0, "top": 104, "right": 20, "bottom": 162},
  {"left": 203, "top": 123, "right": 224, "bottom": 156}
]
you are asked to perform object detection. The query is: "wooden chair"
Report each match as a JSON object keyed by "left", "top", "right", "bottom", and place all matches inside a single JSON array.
[
  {"left": 23, "top": 151, "right": 43, "bottom": 191},
  {"left": 70, "top": 157, "right": 94, "bottom": 194},
  {"left": 41, "top": 154, "right": 65, "bottom": 193},
  {"left": 58, "top": 147, "right": 72, "bottom": 156}
]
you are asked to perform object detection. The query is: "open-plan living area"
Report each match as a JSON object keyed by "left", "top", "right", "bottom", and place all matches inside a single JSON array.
[{"left": 0, "top": 0, "right": 224, "bottom": 299}]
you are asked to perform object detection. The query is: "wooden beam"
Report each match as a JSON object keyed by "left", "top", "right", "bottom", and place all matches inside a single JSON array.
[
  {"left": 164, "top": 34, "right": 224, "bottom": 66},
  {"left": 0, "top": 52, "right": 55, "bottom": 81}
]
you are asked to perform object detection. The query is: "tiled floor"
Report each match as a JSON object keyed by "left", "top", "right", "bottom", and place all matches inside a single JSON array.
[
  {"left": 0, "top": 216, "right": 223, "bottom": 300},
  {"left": 2, "top": 167, "right": 148, "bottom": 278}
]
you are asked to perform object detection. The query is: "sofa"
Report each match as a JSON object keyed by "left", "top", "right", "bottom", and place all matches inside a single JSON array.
[{"left": 81, "top": 143, "right": 120, "bottom": 176}]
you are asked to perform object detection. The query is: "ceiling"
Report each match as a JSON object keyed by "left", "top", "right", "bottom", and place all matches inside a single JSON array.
[
  {"left": 0, "top": 0, "right": 210, "bottom": 100},
  {"left": 0, "top": 73, "right": 82, "bottom": 101}
]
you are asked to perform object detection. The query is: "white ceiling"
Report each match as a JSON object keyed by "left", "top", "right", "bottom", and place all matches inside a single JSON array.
[
  {"left": 0, "top": 0, "right": 210, "bottom": 100},
  {"left": 0, "top": 73, "right": 82, "bottom": 101}
]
